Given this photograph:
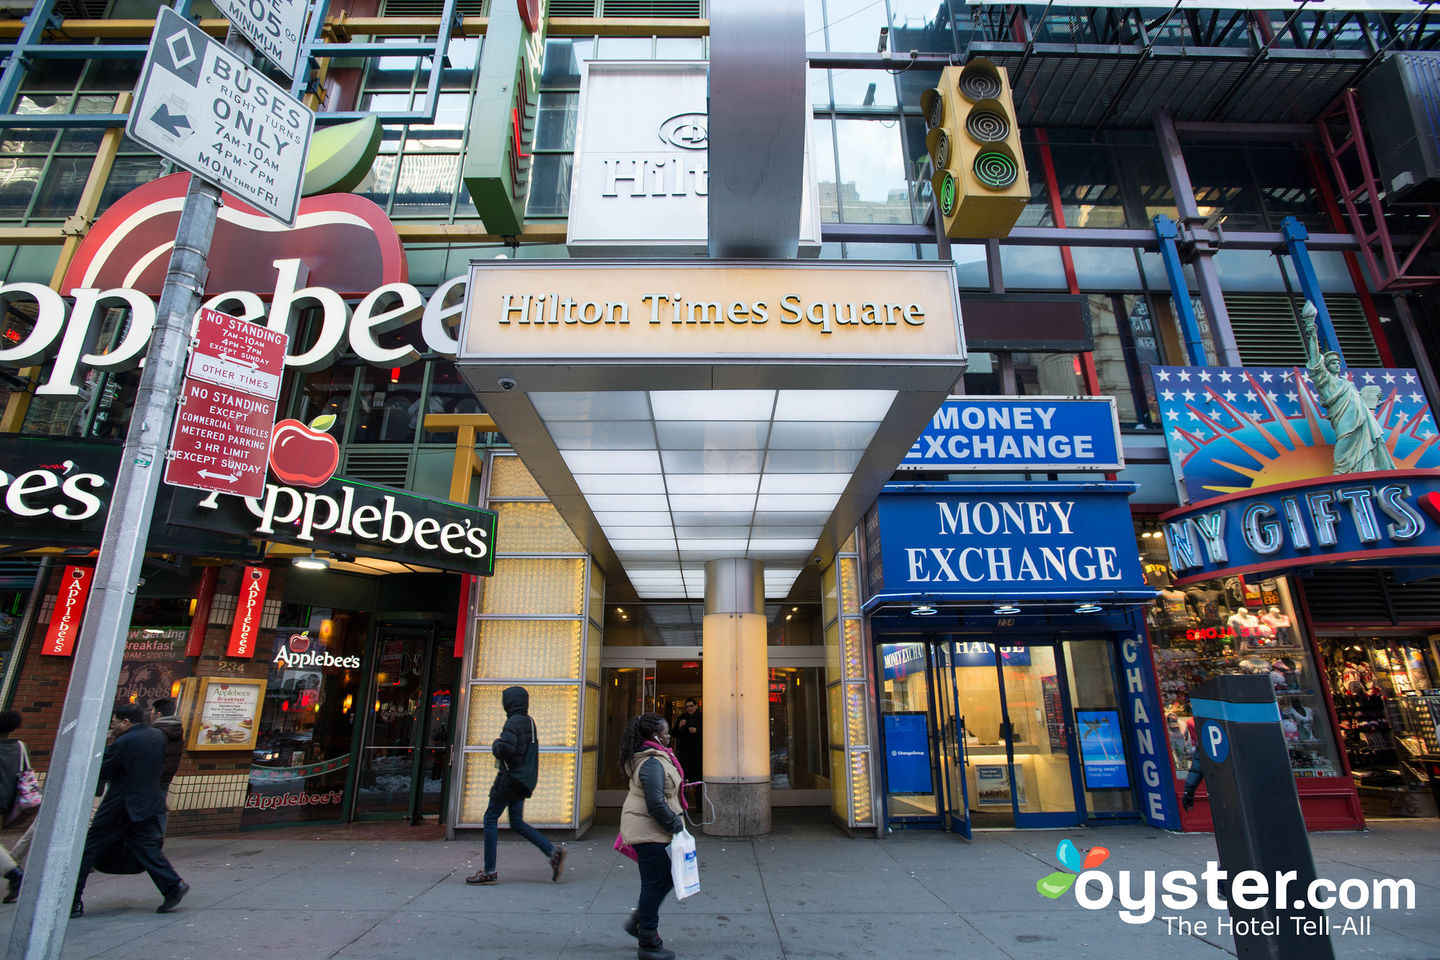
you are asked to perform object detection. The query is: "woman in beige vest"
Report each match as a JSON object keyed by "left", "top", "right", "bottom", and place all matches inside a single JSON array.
[{"left": 618, "top": 713, "right": 686, "bottom": 960}]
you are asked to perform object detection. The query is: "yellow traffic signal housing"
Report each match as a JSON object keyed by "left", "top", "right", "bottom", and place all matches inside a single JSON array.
[{"left": 920, "top": 59, "right": 1030, "bottom": 240}]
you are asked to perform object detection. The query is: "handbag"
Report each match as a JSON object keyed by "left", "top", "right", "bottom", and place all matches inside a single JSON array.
[
  {"left": 613, "top": 832, "right": 638, "bottom": 862},
  {"left": 5, "top": 741, "right": 40, "bottom": 827},
  {"left": 667, "top": 826, "right": 700, "bottom": 900}
]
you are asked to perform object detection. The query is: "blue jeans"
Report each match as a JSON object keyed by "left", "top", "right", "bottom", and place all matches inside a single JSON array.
[
  {"left": 483, "top": 793, "right": 554, "bottom": 873},
  {"left": 634, "top": 841, "right": 674, "bottom": 930}
]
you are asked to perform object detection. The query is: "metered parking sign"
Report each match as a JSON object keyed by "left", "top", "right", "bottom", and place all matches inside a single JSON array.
[
  {"left": 129, "top": 6, "right": 313, "bottom": 225},
  {"left": 1200, "top": 720, "right": 1230, "bottom": 764}
]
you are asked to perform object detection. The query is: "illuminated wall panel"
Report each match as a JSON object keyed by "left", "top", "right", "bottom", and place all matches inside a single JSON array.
[
  {"left": 822, "top": 530, "right": 875, "bottom": 829},
  {"left": 456, "top": 453, "right": 602, "bottom": 833}
]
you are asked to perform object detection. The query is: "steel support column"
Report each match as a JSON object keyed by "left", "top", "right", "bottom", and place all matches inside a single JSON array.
[
  {"left": 1153, "top": 214, "right": 1208, "bottom": 366},
  {"left": 1154, "top": 109, "right": 1241, "bottom": 365},
  {"left": 1281, "top": 216, "right": 1343, "bottom": 361}
]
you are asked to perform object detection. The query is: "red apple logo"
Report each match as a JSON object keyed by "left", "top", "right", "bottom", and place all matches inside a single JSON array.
[
  {"left": 269, "top": 415, "right": 340, "bottom": 488},
  {"left": 289, "top": 632, "right": 311, "bottom": 652}
]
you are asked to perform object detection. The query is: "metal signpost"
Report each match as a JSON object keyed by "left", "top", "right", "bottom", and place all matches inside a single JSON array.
[
  {"left": 6, "top": 15, "right": 311, "bottom": 960},
  {"left": 128, "top": 6, "right": 314, "bottom": 226},
  {"left": 164, "top": 308, "right": 287, "bottom": 500},
  {"left": 214, "top": 0, "right": 310, "bottom": 78}
]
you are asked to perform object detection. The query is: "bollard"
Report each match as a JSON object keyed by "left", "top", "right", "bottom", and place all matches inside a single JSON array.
[{"left": 1191, "top": 674, "right": 1335, "bottom": 960}]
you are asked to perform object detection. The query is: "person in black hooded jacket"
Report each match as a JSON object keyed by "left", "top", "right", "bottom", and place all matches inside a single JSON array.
[
  {"left": 147, "top": 698, "right": 184, "bottom": 789},
  {"left": 466, "top": 686, "right": 566, "bottom": 885}
]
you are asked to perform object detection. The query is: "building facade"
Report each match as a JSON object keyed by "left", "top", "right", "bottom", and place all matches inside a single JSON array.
[{"left": 0, "top": 0, "right": 1437, "bottom": 839}]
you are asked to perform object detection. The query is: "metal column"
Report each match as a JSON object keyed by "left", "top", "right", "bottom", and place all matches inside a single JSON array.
[
  {"left": 1153, "top": 215, "right": 1208, "bottom": 366},
  {"left": 1281, "top": 216, "right": 1344, "bottom": 362},
  {"left": 1154, "top": 109, "right": 1241, "bottom": 366}
]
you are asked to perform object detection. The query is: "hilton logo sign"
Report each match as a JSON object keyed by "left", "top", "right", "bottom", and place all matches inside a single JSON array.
[{"left": 566, "top": 61, "right": 820, "bottom": 256}]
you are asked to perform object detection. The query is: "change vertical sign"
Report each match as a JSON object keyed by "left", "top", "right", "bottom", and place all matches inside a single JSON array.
[{"left": 129, "top": 6, "right": 313, "bottom": 225}]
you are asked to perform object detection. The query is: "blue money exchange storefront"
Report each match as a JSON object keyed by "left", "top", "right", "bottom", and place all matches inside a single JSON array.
[{"left": 863, "top": 481, "right": 1175, "bottom": 835}]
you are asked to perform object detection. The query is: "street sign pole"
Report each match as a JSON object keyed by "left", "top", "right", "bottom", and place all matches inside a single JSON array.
[{"left": 4, "top": 27, "right": 257, "bottom": 960}]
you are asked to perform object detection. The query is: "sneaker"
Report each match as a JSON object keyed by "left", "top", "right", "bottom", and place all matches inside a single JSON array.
[
  {"left": 549, "top": 845, "right": 568, "bottom": 882},
  {"left": 69, "top": 901, "right": 82, "bottom": 919},
  {"left": 465, "top": 870, "right": 498, "bottom": 885},
  {"left": 156, "top": 880, "right": 189, "bottom": 913}
]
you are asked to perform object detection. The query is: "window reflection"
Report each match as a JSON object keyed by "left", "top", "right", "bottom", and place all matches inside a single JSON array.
[
  {"left": 351, "top": 362, "right": 427, "bottom": 445},
  {"left": 829, "top": 118, "right": 911, "bottom": 224},
  {"left": 295, "top": 366, "right": 355, "bottom": 444}
]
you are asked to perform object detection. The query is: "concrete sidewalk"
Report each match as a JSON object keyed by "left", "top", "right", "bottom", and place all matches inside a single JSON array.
[{"left": 0, "top": 816, "right": 1436, "bottom": 960}]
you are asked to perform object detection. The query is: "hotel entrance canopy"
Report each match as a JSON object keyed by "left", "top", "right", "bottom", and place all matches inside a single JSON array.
[{"left": 455, "top": 259, "right": 966, "bottom": 601}]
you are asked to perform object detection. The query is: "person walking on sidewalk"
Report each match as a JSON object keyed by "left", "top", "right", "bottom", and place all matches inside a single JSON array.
[
  {"left": 466, "top": 686, "right": 566, "bottom": 885},
  {"left": 0, "top": 711, "right": 31, "bottom": 903},
  {"left": 147, "top": 697, "right": 184, "bottom": 791},
  {"left": 71, "top": 704, "right": 188, "bottom": 918},
  {"left": 618, "top": 712, "right": 687, "bottom": 960}
]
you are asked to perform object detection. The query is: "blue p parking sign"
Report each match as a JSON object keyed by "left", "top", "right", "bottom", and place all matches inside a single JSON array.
[{"left": 1200, "top": 719, "right": 1229, "bottom": 764}]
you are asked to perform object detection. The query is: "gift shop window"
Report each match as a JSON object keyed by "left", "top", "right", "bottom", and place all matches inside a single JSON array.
[
  {"left": 1143, "top": 558, "right": 1341, "bottom": 781},
  {"left": 1318, "top": 636, "right": 1440, "bottom": 803},
  {"left": 242, "top": 608, "right": 369, "bottom": 827}
]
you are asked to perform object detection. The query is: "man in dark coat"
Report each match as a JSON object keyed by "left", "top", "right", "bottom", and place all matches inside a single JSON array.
[
  {"left": 672, "top": 699, "right": 702, "bottom": 780},
  {"left": 71, "top": 705, "right": 188, "bottom": 918},
  {"left": 465, "top": 686, "right": 566, "bottom": 885},
  {"left": 146, "top": 698, "right": 184, "bottom": 789}
]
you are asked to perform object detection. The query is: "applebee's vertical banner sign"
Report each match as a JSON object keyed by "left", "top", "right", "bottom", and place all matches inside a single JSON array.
[
  {"left": 43, "top": 566, "right": 94, "bottom": 656},
  {"left": 227, "top": 566, "right": 270, "bottom": 658}
]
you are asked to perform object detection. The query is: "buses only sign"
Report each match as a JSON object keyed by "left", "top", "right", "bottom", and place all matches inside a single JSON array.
[{"left": 129, "top": 7, "right": 313, "bottom": 225}]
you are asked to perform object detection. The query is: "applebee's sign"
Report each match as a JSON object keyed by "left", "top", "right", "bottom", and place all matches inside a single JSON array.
[
  {"left": 0, "top": 174, "right": 464, "bottom": 397},
  {"left": 167, "top": 476, "right": 499, "bottom": 577},
  {"left": 0, "top": 436, "right": 259, "bottom": 556}
]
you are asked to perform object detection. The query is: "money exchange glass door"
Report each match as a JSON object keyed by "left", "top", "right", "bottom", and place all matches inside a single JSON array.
[
  {"left": 353, "top": 621, "right": 454, "bottom": 820},
  {"left": 998, "top": 645, "right": 1084, "bottom": 828},
  {"left": 933, "top": 643, "right": 971, "bottom": 838}
]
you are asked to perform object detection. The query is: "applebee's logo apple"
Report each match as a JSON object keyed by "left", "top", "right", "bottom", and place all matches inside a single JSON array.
[{"left": 269, "top": 415, "right": 340, "bottom": 488}]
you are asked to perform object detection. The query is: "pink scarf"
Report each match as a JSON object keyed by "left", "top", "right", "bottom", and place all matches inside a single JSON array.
[{"left": 643, "top": 739, "right": 689, "bottom": 811}]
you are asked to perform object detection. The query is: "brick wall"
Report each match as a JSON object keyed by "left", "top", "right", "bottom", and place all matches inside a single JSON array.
[{"left": 11, "top": 563, "right": 281, "bottom": 837}]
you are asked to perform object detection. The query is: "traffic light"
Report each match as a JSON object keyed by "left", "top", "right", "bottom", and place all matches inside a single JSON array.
[{"left": 920, "top": 58, "right": 1029, "bottom": 239}]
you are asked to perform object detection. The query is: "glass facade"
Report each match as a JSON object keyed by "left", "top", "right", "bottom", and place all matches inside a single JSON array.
[{"left": 1144, "top": 552, "right": 1344, "bottom": 784}]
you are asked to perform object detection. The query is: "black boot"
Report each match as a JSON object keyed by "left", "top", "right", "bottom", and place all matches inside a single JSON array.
[
  {"left": 636, "top": 924, "right": 675, "bottom": 960},
  {"left": 2, "top": 869, "right": 19, "bottom": 904},
  {"left": 622, "top": 909, "right": 639, "bottom": 939}
]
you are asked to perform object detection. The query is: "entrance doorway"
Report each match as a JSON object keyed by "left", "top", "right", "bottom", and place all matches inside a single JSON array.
[
  {"left": 598, "top": 659, "right": 702, "bottom": 790},
  {"left": 352, "top": 619, "right": 457, "bottom": 821},
  {"left": 881, "top": 637, "right": 1132, "bottom": 832}
]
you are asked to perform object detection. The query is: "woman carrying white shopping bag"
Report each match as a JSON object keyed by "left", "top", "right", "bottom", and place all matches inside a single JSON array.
[{"left": 617, "top": 713, "right": 695, "bottom": 960}]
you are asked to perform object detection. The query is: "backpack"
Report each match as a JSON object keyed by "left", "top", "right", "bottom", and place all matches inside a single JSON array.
[{"left": 509, "top": 716, "right": 539, "bottom": 798}]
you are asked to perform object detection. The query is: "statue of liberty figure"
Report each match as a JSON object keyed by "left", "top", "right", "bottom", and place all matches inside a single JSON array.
[{"left": 1301, "top": 301, "right": 1395, "bottom": 474}]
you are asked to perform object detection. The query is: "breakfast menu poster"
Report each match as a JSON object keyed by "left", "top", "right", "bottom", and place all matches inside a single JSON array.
[{"left": 194, "top": 679, "right": 264, "bottom": 748}]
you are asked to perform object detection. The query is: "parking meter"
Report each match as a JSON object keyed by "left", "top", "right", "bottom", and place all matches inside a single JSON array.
[{"left": 1191, "top": 674, "right": 1334, "bottom": 960}]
